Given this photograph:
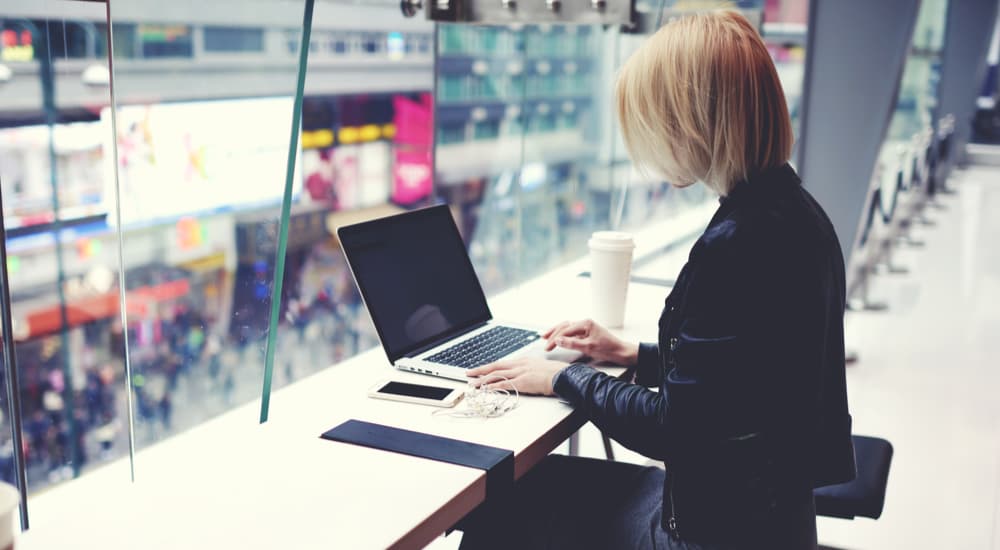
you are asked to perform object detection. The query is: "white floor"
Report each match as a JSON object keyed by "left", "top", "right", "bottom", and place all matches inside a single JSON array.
[
  {"left": 817, "top": 165, "right": 1000, "bottom": 549},
  {"left": 432, "top": 164, "right": 1000, "bottom": 549}
]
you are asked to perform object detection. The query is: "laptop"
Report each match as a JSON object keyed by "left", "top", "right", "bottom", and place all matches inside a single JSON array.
[{"left": 338, "top": 205, "right": 581, "bottom": 382}]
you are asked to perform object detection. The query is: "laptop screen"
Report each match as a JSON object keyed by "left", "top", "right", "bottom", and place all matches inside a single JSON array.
[{"left": 338, "top": 205, "right": 492, "bottom": 363}]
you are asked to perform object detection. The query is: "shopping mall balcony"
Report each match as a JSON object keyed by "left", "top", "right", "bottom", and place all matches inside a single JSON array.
[{"left": 0, "top": 0, "right": 997, "bottom": 548}]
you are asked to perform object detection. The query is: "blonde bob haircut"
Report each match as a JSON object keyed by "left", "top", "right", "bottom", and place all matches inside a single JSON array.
[{"left": 616, "top": 10, "right": 794, "bottom": 196}]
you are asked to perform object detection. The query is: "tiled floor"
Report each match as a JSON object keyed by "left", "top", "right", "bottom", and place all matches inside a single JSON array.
[{"left": 433, "top": 163, "right": 1000, "bottom": 549}]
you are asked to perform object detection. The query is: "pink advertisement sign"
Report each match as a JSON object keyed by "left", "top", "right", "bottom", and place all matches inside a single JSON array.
[
  {"left": 392, "top": 94, "right": 433, "bottom": 147},
  {"left": 392, "top": 149, "right": 431, "bottom": 205},
  {"left": 391, "top": 93, "right": 433, "bottom": 205}
]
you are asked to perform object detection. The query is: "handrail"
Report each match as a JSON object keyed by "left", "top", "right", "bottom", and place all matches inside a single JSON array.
[{"left": 856, "top": 129, "right": 942, "bottom": 248}]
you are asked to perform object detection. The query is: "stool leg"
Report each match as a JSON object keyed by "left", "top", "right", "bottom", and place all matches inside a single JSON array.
[
  {"left": 602, "top": 433, "right": 615, "bottom": 461},
  {"left": 568, "top": 431, "right": 580, "bottom": 456}
]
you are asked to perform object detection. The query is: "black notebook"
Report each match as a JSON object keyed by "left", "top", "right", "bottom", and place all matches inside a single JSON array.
[{"left": 321, "top": 419, "right": 514, "bottom": 499}]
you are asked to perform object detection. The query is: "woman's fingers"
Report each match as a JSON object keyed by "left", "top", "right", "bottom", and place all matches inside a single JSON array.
[
  {"left": 560, "top": 322, "right": 590, "bottom": 337},
  {"left": 466, "top": 365, "right": 493, "bottom": 377},
  {"left": 546, "top": 322, "right": 589, "bottom": 350},
  {"left": 474, "top": 368, "right": 522, "bottom": 389},
  {"left": 468, "top": 359, "right": 524, "bottom": 382},
  {"left": 543, "top": 322, "right": 569, "bottom": 350},
  {"left": 467, "top": 360, "right": 510, "bottom": 378},
  {"left": 542, "top": 321, "right": 568, "bottom": 340},
  {"left": 555, "top": 336, "right": 591, "bottom": 354}
]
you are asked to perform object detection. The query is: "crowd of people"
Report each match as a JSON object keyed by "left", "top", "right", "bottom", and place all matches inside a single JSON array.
[{"left": 1, "top": 272, "right": 379, "bottom": 491}]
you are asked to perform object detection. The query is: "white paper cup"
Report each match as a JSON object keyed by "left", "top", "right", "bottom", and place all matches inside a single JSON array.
[
  {"left": 589, "top": 231, "right": 635, "bottom": 328},
  {"left": 0, "top": 482, "right": 18, "bottom": 549}
]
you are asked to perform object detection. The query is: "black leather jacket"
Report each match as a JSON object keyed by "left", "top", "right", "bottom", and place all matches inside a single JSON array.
[{"left": 554, "top": 164, "right": 856, "bottom": 545}]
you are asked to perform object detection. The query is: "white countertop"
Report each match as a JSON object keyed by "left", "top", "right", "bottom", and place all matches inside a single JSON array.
[{"left": 18, "top": 206, "right": 709, "bottom": 549}]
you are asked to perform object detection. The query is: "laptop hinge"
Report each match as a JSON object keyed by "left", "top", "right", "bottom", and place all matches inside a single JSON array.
[{"left": 403, "top": 320, "right": 490, "bottom": 360}]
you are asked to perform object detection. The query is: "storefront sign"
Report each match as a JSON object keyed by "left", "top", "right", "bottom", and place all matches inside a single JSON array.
[
  {"left": 102, "top": 97, "right": 301, "bottom": 226},
  {"left": 393, "top": 149, "right": 432, "bottom": 204},
  {"left": 1, "top": 29, "right": 33, "bottom": 62}
]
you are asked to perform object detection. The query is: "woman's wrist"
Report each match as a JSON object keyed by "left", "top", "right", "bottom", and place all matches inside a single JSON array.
[{"left": 618, "top": 341, "right": 640, "bottom": 367}]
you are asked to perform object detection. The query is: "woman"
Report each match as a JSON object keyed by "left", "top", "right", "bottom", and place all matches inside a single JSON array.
[{"left": 462, "top": 10, "right": 856, "bottom": 550}]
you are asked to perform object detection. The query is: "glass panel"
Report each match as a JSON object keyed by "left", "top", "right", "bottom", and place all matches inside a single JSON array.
[
  {"left": 261, "top": 3, "right": 435, "bottom": 391},
  {"left": 604, "top": 19, "right": 715, "bottom": 239},
  {"left": 890, "top": 0, "right": 949, "bottom": 141},
  {"left": 514, "top": 24, "right": 605, "bottom": 283},
  {"left": 875, "top": 0, "right": 949, "bottom": 222},
  {"left": 440, "top": 3, "right": 733, "bottom": 295},
  {"left": 435, "top": 23, "right": 530, "bottom": 296},
  {"left": 761, "top": 0, "right": 810, "bottom": 142},
  {"left": 0, "top": 0, "right": 116, "bottom": 525},
  {"left": 606, "top": 1, "right": 754, "bottom": 279},
  {"left": 106, "top": 0, "right": 309, "bottom": 468}
]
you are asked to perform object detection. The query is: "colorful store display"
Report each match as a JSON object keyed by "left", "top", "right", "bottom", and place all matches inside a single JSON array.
[
  {"left": 0, "top": 122, "right": 106, "bottom": 230},
  {"left": 102, "top": 97, "right": 302, "bottom": 226}
]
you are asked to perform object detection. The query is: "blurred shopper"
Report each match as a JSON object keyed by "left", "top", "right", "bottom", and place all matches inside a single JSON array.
[
  {"left": 463, "top": 11, "right": 854, "bottom": 550},
  {"left": 94, "top": 413, "right": 120, "bottom": 461}
]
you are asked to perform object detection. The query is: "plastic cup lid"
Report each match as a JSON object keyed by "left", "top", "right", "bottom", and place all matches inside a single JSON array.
[{"left": 589, "top": 231, "right": 635, "bottom": 251}]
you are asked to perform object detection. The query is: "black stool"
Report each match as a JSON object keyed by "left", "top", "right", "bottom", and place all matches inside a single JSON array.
[{"left": 814, "top": 435, "right": 893, "bottom": 520}]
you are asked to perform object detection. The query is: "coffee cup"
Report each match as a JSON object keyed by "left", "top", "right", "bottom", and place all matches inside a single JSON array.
[
  {"left": 0, "top": 482, "right": 19, "bottom": 549},
  {"left": 588, "top": 231, "right": 635, "bottom": 328}
]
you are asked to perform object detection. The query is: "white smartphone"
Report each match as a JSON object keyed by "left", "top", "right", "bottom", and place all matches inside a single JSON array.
[{"left": 368, "top": 379, "right": 464, "bottom": 408}]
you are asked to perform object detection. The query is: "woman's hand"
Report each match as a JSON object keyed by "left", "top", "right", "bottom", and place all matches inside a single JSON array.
[
  {"left": 543, "top": 319, "right": 639, "bottom": 366},
  {"left": 467, "top": 358, "right": 569, "bottom": 396}
]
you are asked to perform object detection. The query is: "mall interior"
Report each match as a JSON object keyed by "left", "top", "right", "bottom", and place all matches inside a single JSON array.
[{"left": 0, "top": 0, "right": 998, "bottom": 548}]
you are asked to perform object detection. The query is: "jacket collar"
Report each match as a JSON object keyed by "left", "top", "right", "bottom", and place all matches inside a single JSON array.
[{"left": 717, "top": 163, "right": 801, "bottom": 206}]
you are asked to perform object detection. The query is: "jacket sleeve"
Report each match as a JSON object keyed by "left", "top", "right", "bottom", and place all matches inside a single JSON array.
[
  {"left": 553, "top": 363, "right": 676, "bottom": 460},
  {"left": 552, "top": 217, "right": 814, "bottom": 460},
  {"left": 553, "top": 324, "right": 745, "bottom": 461},
  {"left": 633, "top": 342, "right": 662, "bottom": 387}
]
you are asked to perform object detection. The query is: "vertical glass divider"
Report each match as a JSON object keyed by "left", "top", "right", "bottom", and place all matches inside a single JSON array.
[
  {"left": 514, "top": 31, "right": 529, "bottom": 292},
  {"left": 39, "top": 17, "right": 81, "bottom": 481},
  {"left": 608, "top": 31, "right": 627, "bottom": 231},
  {"left": 0, "top": 180, "right": 30, "bottom": 530},
  {"left": 104, "top": 0, "right": 138, "bottom": 482},
  {"left": 260, "top": 0, "right": 315, "bottom": 423},
  {"left": 431, "top": 25, "right": 439, "bottom": 191}
]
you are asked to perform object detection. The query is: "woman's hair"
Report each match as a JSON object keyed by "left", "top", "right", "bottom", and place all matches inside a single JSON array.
[{"left": 615, "top": 10, "right": 794, "bottom": 195}]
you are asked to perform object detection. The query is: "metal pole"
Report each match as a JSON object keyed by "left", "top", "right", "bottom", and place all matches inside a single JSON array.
[
  {"left": 103, "top": 0, "right": 138, "bottom": 482},
  {"left": 0, "top": 179, "right": 30, "bottom": 529}
]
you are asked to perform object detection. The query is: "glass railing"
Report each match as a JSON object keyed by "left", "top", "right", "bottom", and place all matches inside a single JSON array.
[
  {"left": 761, "top": 0, "right": 810, "bottom": 145},
  {"left": 0, "top": 2, "right": 117, "bottom": 525},
  {"left": 441, "top": 0, "right": 801, "bottom": 296},
  {"left": 106, "top": 0, "right": 315, "bottom": 466},
  {"left": 0, "top": 0, "right": 814, "bottom": 528},
  {"left": 874, "top": 0, "right": 948, "bottom": 226},
  {"left": 0, "top": 0, "right": 315, "bottom": 525}
]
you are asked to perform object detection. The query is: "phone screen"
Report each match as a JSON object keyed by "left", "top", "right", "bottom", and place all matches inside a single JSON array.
[{"left": 377, "top": 381, "right": 453, "bottom": 401}]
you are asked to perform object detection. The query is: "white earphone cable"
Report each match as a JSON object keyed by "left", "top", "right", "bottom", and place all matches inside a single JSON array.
[{"left": 432, "top": 375, "right": 519, "bottom": 419}]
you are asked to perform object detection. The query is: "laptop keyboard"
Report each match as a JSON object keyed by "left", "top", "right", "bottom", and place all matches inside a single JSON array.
[{"left": 426, "top": 326, "right": 540, "bottom": 369}]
